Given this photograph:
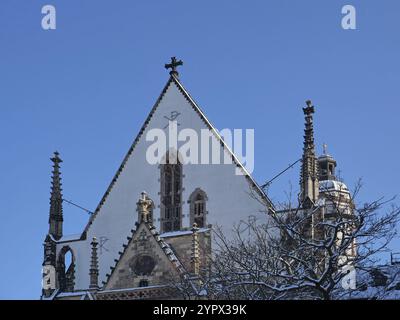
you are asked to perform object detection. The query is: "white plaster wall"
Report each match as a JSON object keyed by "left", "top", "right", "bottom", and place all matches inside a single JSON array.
[{"left": 56, "top": 81, "right": 270, "bottom": 290}]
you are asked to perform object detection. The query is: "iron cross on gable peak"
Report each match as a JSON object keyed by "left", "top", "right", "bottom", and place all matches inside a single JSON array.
[{"left": 165, "top": 57, "right": 183, "bottom": 77}]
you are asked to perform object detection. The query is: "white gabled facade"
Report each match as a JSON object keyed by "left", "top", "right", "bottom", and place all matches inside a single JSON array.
[{"left": 44, "top": 71, "right": 274, "bottom": 294}]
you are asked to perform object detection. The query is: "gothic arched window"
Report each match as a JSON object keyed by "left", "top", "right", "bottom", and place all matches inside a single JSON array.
[
  {"left": 189, "top": 189, "right": 208, "bottom": 228},
  {"left": 160, "top": 152, "right": 183, "bottom": 233},
  {"left": 57, "top": 246, "right": 75, "bottom": 292}
]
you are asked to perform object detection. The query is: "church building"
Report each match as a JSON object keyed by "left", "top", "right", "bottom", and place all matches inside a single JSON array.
[
  {"left": 41, "top": 58, "right": 274, "bottom": 300},
  {"left": 41, "top": 58, "right": 352, "bottom": 300}
]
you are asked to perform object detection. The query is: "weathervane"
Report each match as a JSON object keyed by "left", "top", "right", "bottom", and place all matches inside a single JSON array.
[{"left": 165, "top": 57, "right": 183, "bottom": 77}]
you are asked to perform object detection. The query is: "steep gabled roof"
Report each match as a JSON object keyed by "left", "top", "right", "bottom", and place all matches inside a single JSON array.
[{"left": 81, "top": 74, "right": 274, "bottom": 238}]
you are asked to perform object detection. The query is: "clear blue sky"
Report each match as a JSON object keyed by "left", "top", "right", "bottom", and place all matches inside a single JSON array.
[{"left": 0, "top": 0, "right": 399, "bottom": 299}]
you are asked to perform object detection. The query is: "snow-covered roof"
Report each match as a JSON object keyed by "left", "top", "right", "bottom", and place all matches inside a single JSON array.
[
  {"left": 56, "top": 290, "right": 89, "bottom": 298},
  {"left": 100, "top": 285, "right": 168, "bottom": 294},
  {"left": 340, "top": 264, "right": 400, "bottom": 300},
  {"left": 47, "top": 233, "right": 82, "bottom": 244},
  {"left": 319, "top": 180, "right": 349, "bottom": 193},
  {"left": 41, "top": 289, "right": 59, "bottom": 300},
  {"left": 57, "top": 233, "right": 82, "bottom": 243},
  {"left": 318, "top": 154, "right": 335, "bottom": 160},
  {"left": 160, "top": 227, "right": 210, "bottom": 238}
]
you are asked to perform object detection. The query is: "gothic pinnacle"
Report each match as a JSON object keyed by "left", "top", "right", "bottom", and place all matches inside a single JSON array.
[
  {"left": 299, "top": 100, "right": 319, "bottom": 207},
  {"left": 89, "top": 237, "right": 99, "bottom": 290},
  {"left": 191, "top": 223, "right": 200, "bottom": 276},
  {"left": 49, "top": 151, "right": 63, "bottom": 240}
]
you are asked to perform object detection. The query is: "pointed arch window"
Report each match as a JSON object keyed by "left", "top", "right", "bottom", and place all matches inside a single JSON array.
[
  {"left": 160, "top": 153, "right": 183, "bottom": 232},
  {"left": 189, "top": 189, "right": 208, "bottom": 228},
  {"left": 57, "top": 246, "right": 75, "bottom": 292}
]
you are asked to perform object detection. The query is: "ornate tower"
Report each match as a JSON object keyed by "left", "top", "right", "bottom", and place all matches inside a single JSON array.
[
  {"left": 299, "top": 100, "right": 319, "bottom": 208},
  {"left": 48, "top": 151, "right": 64, "bottom": 240},
  {"left": 318, "top": 144, "right": 337, "bottom": 181}
]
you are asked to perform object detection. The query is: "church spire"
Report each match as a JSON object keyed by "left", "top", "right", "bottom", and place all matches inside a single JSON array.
[
  {"left": 299, "top": 100, "right": 319, "bottom": 208},
  {"left": 165, "top": 56, "right": 183, "bottom": 78},
  {"left": 48, "top": 151, "right": 63, "bottom": 240}
]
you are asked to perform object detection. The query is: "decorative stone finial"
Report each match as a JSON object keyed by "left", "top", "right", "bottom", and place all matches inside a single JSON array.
[
  {"left": 191, "top": 223, "right": 200, "bottom": 276},
  {"left": 89, "top": 237, "right": 99, "bottom": 290},
  {"left": 299, "top": 100, "right": 319, "bottom": 208}
]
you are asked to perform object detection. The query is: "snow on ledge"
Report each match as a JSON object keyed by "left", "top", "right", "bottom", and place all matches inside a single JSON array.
[
  {"left": 57, "top": 233, "right": 82, "bottom": 243},
  {"left": 160, "top": 228, "right": 210, "bottom": 238}
]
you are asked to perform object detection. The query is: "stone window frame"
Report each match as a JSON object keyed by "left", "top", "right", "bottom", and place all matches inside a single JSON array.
[
  {"left": 188, "top": 188, "right": 208, "bottom": 228},
  {"left": 159, "top": 150, "right": 184, "bottom": 233}
]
